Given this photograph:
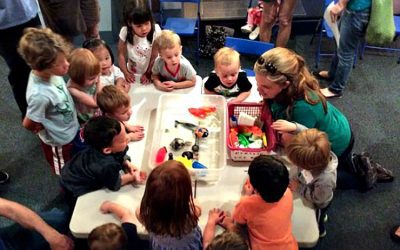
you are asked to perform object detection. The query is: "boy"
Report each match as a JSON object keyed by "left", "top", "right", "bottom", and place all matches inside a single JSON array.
[
  {"left": 204, "top": 47, "right": 252, "bottom": 103},
  {"left": 232, "top": 155, "right": 298, "bottom": 250},
  {"left": 285, "top": 128, "right": 337, "bottom": 237},
  {"left": 97, "top": 85, "right": 144, "bottom": 141},
  {"left": 151, "top": 30, "right": 196, "bottom": 92},
  {"left": 18, "top": 27, "right": 79, "bottom": 175},
  {"left": 60, "top": 116, "right": 144, "bottom": 202}
]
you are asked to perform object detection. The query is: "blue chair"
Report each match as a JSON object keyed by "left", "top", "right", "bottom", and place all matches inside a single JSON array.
[
  {"left": 224, "top": 37, "right": 274, "bottom": 76},
  {"left": 359, "top": 15, "right": 400, "bottom": 64},
  {"left": 159, "top": 0, "right": 201, "bottom": 65}
]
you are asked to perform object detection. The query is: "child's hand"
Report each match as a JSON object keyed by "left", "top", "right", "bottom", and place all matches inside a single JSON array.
[
  {"left": 220, "top": 212, "right": 235, "bottom": 231},
  {"left": 123, "top": 71, "right": 135, "bottom": 84},
  {"left": 288, "top": 178, "right": 300, "bottom": 192},
  {"left": 242, "top": 178, "right": 254, "bottom": 196},
  {"left": 271, "top": 119, "right": 297, "bottom": 133},
  {"left": 132, "top": 171, "right": 147, "bottom": 184},
  {"left": 157, "top": 81, "right": 174, "bottom": 92},
  {"left": 128, "top": 131, "right": 144, "bottom": 141},
  {"left": 140, "top": 73, "right": 151, "bottom": 85},
  {"left": 130, "top": 125, "right": 144, "bottom": 133},
  {"left": 100, "top": 201, "right": 112, "bottom": 214},
  {"left": 206, "top": 208, "right": 225, "bottom": 226}
]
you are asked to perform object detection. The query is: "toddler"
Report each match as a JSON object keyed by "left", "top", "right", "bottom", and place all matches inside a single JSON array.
[
  {"left": 67, "top": 48, "right": 103, "bottom": 124},
  {"left": 204, "top": 47, "right": 252, "bottom": 103},
  {"left": 97, "top": 85, "right": 144, "bottom": 142},
  {"left": 83, "top": 38, "right": 130, "bottom": 93},
  {"left": 118, "top": 4, "right": 161, "bottom": 84},
  {"left": 241, "top": 1, "right": 263, "bottom": 40},
  {"left": 137, "top": 160, "right": 202, "bottom": 249},
  {"left": 60, "top": 116, "right": 145, "bottom": 203},
  {"left": 232, "top": 155, "right": 298, "bottom": 250},
  {"left": 18, "top": 27, "right": 79, "bottom": 175},
  {"left": 285, "top": 128, "right": 337, "bottom": 237},
  {"left": 151, "top": 30, "right": 197, "bottom": 92}
]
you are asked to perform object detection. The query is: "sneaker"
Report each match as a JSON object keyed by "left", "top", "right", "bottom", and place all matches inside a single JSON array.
[
  {"left": 249, "top": 26, "right": 260, "bottom": 40},
  {"left": 352, "top": 152, "right": 377, "bottom": 191},
  {"left": 0, "top": 171, "right": 10, "bottom": 184},
  {"left": 241, "top": 24, "right": 254, "bottom": 33},
  {"left": 319, "top": 230, "right": 327, "bottom": 238}
]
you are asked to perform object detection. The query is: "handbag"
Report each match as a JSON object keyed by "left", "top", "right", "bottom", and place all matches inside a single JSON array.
[{"left": 365, "top": 0, "right": 396, "bottom": 45}]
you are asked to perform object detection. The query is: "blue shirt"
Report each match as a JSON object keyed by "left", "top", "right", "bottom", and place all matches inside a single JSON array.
[
  {"left": 0, "top": 0, "right": 38, "bottom": 29},
  {"left": 347, "top": 0, "right": 372, "bottom": 11}
]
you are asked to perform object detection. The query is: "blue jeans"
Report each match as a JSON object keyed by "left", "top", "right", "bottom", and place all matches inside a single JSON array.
[{"left": 328, "top": 8, "right": 370, "bottom": 94}]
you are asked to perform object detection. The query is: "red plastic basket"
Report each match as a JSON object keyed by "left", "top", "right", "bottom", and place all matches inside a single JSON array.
[{"left": 226, "top": 102, "right": 277, "bottom": 161}]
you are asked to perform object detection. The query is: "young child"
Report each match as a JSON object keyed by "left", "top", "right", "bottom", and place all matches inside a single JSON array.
[
  {"left": 83, "top": 38, "right": 130, "bottom": 93},
  {"left": 203, "top": 208, "right": 248, "bottom": 250},
  {"left": 204, "top": 47, "right": 252, "bottom": 103},
  {"left": 60, "top": 116, "right": 145, "bottom": 203},
  {"left": 285, "top": 128, "right": 337, "bottom": 237},
  {"left": 67, "top": 48, "right": 103, "bottom": 124},
  {"left": 118, "top": 4, "right": 161, "bottom": 84},
  {"left": 232, "top": 155, "right": 298, "bottom": 250},
  {"left": 151, "top": 30, "right": 197, "bottom": 92},
  {"left": 241, "top": 1, "right": 263, "bottom": 40},
  {"left": 96, "top": 85, "right": 144, "bottom": 142},
  {"left": 137, "top": 160, "right": 202, "bottom": 249},
  {"left": 18, "top": 27, "right": 79, "bottom": 175}
]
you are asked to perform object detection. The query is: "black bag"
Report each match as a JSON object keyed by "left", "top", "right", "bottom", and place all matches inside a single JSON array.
[{"left": 199, "top": 25, "right": 234, "bottom": 58}]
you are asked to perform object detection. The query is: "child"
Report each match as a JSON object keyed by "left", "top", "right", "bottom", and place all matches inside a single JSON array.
[
  {"left": 203, "top": 208, "right": 248, "bottom": 250},
  {"left": 18, "top": 27, "right": 79, "bottom": 175},
  {"left": 88, "top": 223, "right": 128, "bottom": 250},
  {"left": 60, "top": 116, "right": 145, "bottom": 202},
  {"left": 97, "top": 85, "right": 144, "bottom": 142},
  {"left": 232, "top": 155, "right": 298, "bottom": 250},
  {"left": 204, "top": 47, "right": 252, "bottom": 103},
  {"left": 83, "top": 38, "right": 130, "bottom": 93},
  {"left": 285, "top": 128, "right": 337, "bottom": 237},
  {"left": 241, "top": 1, "right": 263, "bottom": 40},
  {"left": 67, "top": 48, "right": 103, "bottom": 124},
  {"left": 137, "top": 160, "right": 202, "bottom": 249},
  {"left": 151, "top": 30, "right": 197, "bottom": 92},
  {"left": 118, "top": 4, "right": 161, "bottom": 84}
]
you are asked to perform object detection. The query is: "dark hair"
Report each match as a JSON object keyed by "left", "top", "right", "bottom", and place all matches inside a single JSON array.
[
  {"left": 206, "top": 231, "right": 248, "bottom": 250},
  {"left": 83, "top": 38, "right": 115, "bottom": 64},
  {"left": 139, "top": 160, "right": 198, "bottom": 237},
  {"left": 88, "top": 223, "right": 127, "bottom": 250},
  {"left": 123, "top": 3, "right": 155, "bottom": 44},
  {"left": 83, "top": 116, "right": 122, "bottom": 151},
  {"left": 248, "top": 155, "right": 289, "bottom": 203}
]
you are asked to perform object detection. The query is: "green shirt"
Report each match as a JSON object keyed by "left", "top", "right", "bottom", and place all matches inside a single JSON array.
[{"left": 270, "top": 99, "right": 351, "bottom": 156}]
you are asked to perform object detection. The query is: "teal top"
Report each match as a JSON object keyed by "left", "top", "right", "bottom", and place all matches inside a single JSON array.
[
  {"left": 347, "top": 0, "right": 372, "bottom": 11},
  {"left": 270, "top": 99, "right": 351, "bottom": 156}
]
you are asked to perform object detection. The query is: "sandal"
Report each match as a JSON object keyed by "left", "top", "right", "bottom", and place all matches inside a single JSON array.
[
  {"left": 312, "top": 71, "right": 333, "bottom": 81},
  {"left": 320, "top": 88, "right": 342, "bottom": 99},
  {"left": 391, "top": 225, "right": 400, "bottom": 243}
]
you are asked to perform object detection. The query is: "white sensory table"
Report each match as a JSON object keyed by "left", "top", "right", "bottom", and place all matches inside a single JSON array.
[{"left": 70, "top": 76, "right": 319, "bottom": 248}]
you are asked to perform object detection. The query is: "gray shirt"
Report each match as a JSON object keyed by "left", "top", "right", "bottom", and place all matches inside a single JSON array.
[{"left": 152, "top": 55, "right": 196, "bottom": 82}]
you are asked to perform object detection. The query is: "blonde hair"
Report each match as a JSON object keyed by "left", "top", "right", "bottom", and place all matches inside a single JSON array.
[
  {"left": 285, "top": 128, "right": 331, "bottom": 171},
  {"left": 154, "top": 30, "right": 181, "bottom": 52},
  {"left": 68, "top": 48, "right": 101, "bottom": 85},
  {"left": 214, "top": 47, "right": 240, "bottom": 68},
  {"left": 18, "top": 27, "right": 72, "bottom": 71},
  {"left": 254, "top": 47, "right": 327, "bottom": 117},
  {"left": 97, "top": 85, "right": 130, "bottom": 114},
  {"left": 88, "top": 223, "right": 127, "bottom": 250}
]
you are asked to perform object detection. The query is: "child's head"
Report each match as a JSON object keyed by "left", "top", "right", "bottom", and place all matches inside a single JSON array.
[
  {"left": 214, "top": 47, "right": 241, "bottom": 88},
  {"left": 154, "top": 30, "right": 182, "bottom": 68},
  {"left": 206, "top": 231, "right": 248, "bottom": 250},
  {"left": 83, "top": 116, "right": 128, "bottom": 154},
  {"left": 248, "top": 155, "right": 289, "bottom": 203},
  {"left": 97, "top": 85, "right": 132, "bottom": 122},
  {"left": 123, "top": 3, "right": 155, "bottom": 43},
  {"left": 68, "top": 48, "right": 101, "bottom": 87},
  {"left": 140, "top": 160, "right": 198, "bottom": 238},
  {"left": 88, "top": 223, "right": 127, "bottom": 250},
  {"left": 18, "top": 27, "right": 72, "bottom": 75},
  {"left": 285, "top": 128, "right": 331, "bottom": 172},
  {"left": 83, "top": 38, "right": 114, "bottom": 75}
]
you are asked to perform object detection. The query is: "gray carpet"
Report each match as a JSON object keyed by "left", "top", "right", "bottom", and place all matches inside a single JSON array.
[{"left": 0, "top": 31, "right": 399, "bottom": 249}]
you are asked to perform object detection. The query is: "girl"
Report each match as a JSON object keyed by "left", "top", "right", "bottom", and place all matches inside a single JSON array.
[
  {"left": 67, "top": 48, "right": 103, "bottom": 124},
  {"left": 118, "top": 4, "right": 161, "bottom": 84},
  {"left": 83, "top": 38, "right": 130, "bottom": 93},
  {"left": 138, "top": 160, "right": 202, "bottom": 249}
]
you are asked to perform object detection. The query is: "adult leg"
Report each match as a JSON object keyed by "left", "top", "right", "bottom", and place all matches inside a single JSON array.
[
  {"left": 260, "top": 1, "right": 278, "bottom": 42},
  {"left": 276, "top": 0, "right": 298, "bottom": 47},
  {"left": 0, "top": 16, "right": 41, "bottom": 117},
  {"left": 80, "top": 0, "right": 101, "bottom": 39}
]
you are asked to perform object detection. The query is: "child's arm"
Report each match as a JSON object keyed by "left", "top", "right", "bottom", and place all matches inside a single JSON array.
[
  {"left": 22, "top": 117, "right": 44, "bottom": 134},
  {"left": 203, "top": 208, "right": 226, "bottom": 250},
  {"left": 271, "top": 120, "right": 308, "bottom": 134},
  {"left": 118, "top": 39, "right": 135, "bottom": 83},
  {"left": 142, "top": 42, "right": 159, "bottom": 84},
  {"left": 115, "top": 77, "right": 130, "bottom": 93},
  {"left": 68, "top": 86, "right": 98, "bottom": 108},
  {"left": 121, "top": 160, "right": 146, "bottom": 185},
  {"left": 170, "top": 75, "right": 196, "bottom": 90},
  {"left": 203, "top": 88, "right": 216, "bottom": 94},
  {"left": 229, "top": 91, "right": 251, "bottom": 104},
  {"left": 100, "top": 201, "right": 135, "bottom": 224},
  {"left": 152, "top": 74, "right": 173, "bottom": 92}
]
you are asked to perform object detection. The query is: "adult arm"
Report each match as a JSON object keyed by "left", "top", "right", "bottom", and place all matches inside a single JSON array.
[
  {"left": 330, "top": 0, "right": 349, "bottom": 22},
  {"left": 0, "top": 198, "right": 73, "bottom": 250}
]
